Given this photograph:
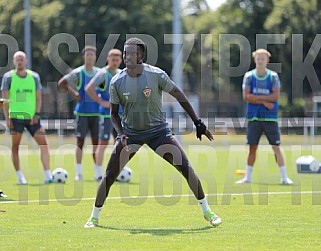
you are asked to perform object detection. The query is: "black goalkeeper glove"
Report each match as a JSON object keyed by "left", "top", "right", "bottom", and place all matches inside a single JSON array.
[{"left": 194, "top": 119, "right": 207, "bottom": 141}]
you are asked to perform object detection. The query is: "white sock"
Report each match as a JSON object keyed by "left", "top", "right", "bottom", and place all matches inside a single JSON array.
[
  {"left": 76, "top": 163, "right": 82, "bottom": 176},
  {"left": 44, "top": 170, "right": 52, "bottom": 181},
  {"left": 246, "top": 165, "right": 253, "bottom": 181},
  {"left": 16, "top": 170, "right": 25, "bottom": 180},
  {"left": 279, "top": 166, "right": 288, "bottom": 181},
  {"left": 95, "top": 165, "right": 102, "bottom": 179},
  {"left": 198, "top": 197, "right": 211, "bottom": 214},
  {"left": 91, "top": 205, "right": 102, "bottom": 219}
]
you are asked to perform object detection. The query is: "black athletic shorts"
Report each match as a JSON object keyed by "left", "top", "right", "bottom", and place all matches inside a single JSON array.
[
  {"left": 75, "top": 115, "right": 99, "bottom": 139},
  {"left": 247, "top": 121, "right": 280, "bottom": 145},
  {"left": 11, "top": 118, "right": 41, "bottom": 136},
  {"left": 99, "top": 117, "right": 112, "bottom": 141},
  {"left": 119, "top": 127, "right": 173, "bottom": 151}
]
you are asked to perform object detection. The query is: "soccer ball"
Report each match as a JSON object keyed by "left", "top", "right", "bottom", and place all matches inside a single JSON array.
[
  {"left": 116, "top": 166, "right": 132, "bottom": 183},
  {"left": 296, "top": 155, "right": 320, "bottom": 173},
  {"left": 52, "top": 168, "right": 68, "bottom": 183}
]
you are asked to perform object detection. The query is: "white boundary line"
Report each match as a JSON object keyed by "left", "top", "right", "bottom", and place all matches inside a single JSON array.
[
  {"left": 1, "top": 190, "right": 321, "bottom": 205},
  {"left": 0, "top": 144, "right": 320, "bottom": 155}
]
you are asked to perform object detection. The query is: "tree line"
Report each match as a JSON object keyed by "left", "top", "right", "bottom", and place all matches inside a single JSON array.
[{"left": 1, "top": 0, "right": 320, "bottom": 117}]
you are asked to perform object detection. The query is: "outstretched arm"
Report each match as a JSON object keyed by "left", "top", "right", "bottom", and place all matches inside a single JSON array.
[
  {"left": 169, "top": 86, "right": 213, "bottom": 141},
  {"left": 169, "top": 86, "right": 198, "bottom": 123}
]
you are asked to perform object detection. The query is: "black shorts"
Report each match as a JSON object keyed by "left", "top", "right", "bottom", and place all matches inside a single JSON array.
[
  {"left": 247, "top": 121, "right": 280, "bottom": 145},
  {"left": 75, "top": 115, "right": 99, "bottom": 139},
  {"left": 119, "top": 127, "right": 173, "bottom": 151},
  {"left": 99, "top": 117, "right": 112, "bottom": 141},
  {"left": 11, "top": 118, "right": 41, "bottom": 137}
]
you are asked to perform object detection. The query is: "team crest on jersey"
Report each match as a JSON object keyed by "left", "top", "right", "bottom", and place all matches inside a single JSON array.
[{"left": 143, "top": 87, "right": 151, "bottom": 98}]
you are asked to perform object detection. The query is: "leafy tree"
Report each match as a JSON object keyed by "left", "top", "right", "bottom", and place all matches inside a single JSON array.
[
  {"left": 265, "top": 0, "right": 321, "bottom": 105},
  {"left": 0, "top": 0, "right": 174, "bottom": 117}
]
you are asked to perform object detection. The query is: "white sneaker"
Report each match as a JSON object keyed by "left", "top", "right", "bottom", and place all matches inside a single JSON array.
[
  {"left": 235, "top": 177, "right": 252, "bottom": 184},
  {"left": 281, "top": 178, "right": 293, "bottom": 185},
  {"left": 84, "top": 217, "right": 99, "bottom": 228},
  {"left": 74, "top": 174, "right": 83, "bottom": 181},
  {"left": 203, "top": 210, "right": 222, "bottom": 227},
  {"left": 18, "top": 177, "right": 27, "bottom": 185},
  {"left": 44, "top": 179, "right": 53, "bottom": 184}
]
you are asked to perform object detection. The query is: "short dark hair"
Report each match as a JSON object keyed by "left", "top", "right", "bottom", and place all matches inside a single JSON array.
[
  {"left": 82, "top": 45, "right": 97, "bottom": 55},
  {"left": 124, "top": 38, "right": 146, "bottom": 53}
]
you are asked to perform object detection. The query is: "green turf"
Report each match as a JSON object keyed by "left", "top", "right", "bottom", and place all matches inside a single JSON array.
[{"left": 1, "top": 137, "right": 321, "bottom": 250}]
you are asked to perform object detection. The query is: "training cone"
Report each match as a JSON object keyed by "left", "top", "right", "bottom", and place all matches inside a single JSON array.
[{"left": 235, "top": 169, "right": 246, "bottom": 176}]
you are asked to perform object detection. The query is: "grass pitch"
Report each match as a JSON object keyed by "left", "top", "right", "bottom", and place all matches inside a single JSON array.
[{"left": 0, "top": 135, "right": 321, "bottom": 250}]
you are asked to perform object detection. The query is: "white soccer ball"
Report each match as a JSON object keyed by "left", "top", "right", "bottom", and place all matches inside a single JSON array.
[
  {"left": 310, "top": 158, "right": 321, "bottom": 172},
  {"left": 116, "top": 166, "right": 132, "bottom": 183},
  {"left": 296, "top": 155, "right": 320, "bottom": 172},
  {"left": 52, "top": 168, "right": 68, "bottom": 183}
]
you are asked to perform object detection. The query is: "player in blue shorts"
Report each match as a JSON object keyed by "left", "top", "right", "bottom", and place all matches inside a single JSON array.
[
  {"left": 236, "top": 49, "right": 293, "bottom": 185},
  {"left": 84, "top": 38, "right": 222, "bottom": 228},
  {"left": 85, "top": 49, "right": 123, "bottom": 180},
  {"left": 58, "top": 46, "right": 100, "bottom": 181}
]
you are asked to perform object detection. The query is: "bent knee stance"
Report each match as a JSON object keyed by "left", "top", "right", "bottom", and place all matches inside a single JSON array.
[
  {"left": 177, "top": 162, "right": 205, "bottom": 200},
  {"left": 95, "top": 168, "right": 119, "bottom": 207}
]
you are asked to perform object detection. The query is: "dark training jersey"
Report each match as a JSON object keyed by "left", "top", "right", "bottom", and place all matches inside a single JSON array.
[{"left": 109, "top": 64, "right": 175, "bottom": 135}]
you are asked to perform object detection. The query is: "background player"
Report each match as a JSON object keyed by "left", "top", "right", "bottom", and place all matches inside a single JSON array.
[
  {"left": 236, "top": 49, "right": 293, "bottom": 184},
  {"left": 84, "top": 38, "right": 222, "bottom": 228},
  {"left": 58, "top": 46, "right": 101, "bottom": 181},
  {"left": 85, "top": 49, "right": 123, "bottom": 177},
  {"left": 1, "top": 51, "right": 52, "bottom": 184}
]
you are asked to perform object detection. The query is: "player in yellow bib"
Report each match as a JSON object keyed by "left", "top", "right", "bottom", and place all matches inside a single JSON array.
[{"left": 1, "top": 51, "right": 52, "bottom": 184}]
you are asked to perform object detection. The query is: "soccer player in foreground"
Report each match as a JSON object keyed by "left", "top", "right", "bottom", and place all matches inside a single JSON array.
[
  {"left": 85, "top": 49, "right": 123, "bottom": 175},
  {"left": 84, "top": 38, "right": 222, "bottom": 228},
  {"left": 1, "top": 51, "right": 52, "bottom": 184},
  {"left": 236, "top": 49, "right": 293, "bottom": 185},
  {"left": 58, "top": 46, "right": 101, "bottom": 181}
]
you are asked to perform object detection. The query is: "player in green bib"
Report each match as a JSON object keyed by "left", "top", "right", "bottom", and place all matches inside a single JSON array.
[{"left": 1, "top": 51, "right": 52, "bottom": 184}]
